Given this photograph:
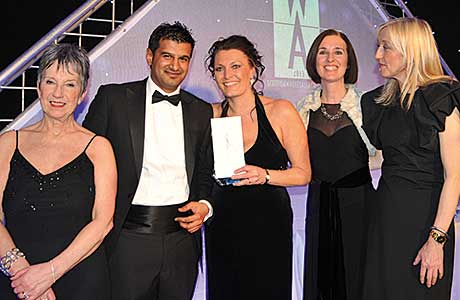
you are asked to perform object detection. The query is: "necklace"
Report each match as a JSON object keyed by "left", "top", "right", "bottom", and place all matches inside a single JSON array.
[{"left": 320, "top": 103, "right": 344, "bottom": 121}]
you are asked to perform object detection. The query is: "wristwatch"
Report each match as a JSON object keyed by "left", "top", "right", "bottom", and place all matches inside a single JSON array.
[{"left": 430, "top": 230, "right": 447, "bottom": 245}]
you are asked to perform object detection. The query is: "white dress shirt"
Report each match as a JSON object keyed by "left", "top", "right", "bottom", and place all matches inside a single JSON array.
[
  {"left": 131, "top": 77, "right": 213, "bottom": 218},
  {"left": 132, "top": 77, "right": 188, "bottom": 206}
]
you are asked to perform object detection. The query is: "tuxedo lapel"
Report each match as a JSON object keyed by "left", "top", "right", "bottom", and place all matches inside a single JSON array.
[
  {"left": 181, "top": 90, "right": 197, "bottom": 186},
  {"left": 126, "top": 79, "right": 147, "bottom": 179}
]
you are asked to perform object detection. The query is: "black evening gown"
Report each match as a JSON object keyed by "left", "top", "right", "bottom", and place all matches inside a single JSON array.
[
  {"left": 206, "top": 94, "right": 293, "bottom": 300},
  {"left": 361, "top": 82, "right": 459, "bottom": 300},
  {"left": 304, "top": 105, "right": 373, "bottom": 300},
  {"left": 0, "top": 132, "right": 109, "bottom": 299}
]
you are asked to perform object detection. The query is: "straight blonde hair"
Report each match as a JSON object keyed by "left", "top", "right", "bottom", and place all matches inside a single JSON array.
[{"left": 375, "top": 17, "right": 452, "bottom": 109}]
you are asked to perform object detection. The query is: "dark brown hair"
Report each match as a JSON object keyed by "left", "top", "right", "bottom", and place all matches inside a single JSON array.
[
  {"left": 306, "top": 29, "right": 358, "bottom": 84},
  {"left": 206, "top": 35, "right": 265, "bottom": 93}
]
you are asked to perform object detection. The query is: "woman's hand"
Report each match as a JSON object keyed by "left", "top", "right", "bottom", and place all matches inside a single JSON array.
[
  {"left": 413, "top": 237, "right": 444, "bottom": 288},
  {"left": 36, "top": 288, "right": 56, "bottom": 300},
  {"left": 8, "top": 256, "right": 30, "bottom": 277},
  {"left": 10, "top": 262, "right": 54, "bottom": 300},
  {"left": 231, "top": 165, "right": 268, "bottom": 186}
]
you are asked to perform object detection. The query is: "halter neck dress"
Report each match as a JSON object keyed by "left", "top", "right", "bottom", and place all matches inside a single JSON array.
[{"left": 206, "top": 94, "right": 293, "bottom": 300}]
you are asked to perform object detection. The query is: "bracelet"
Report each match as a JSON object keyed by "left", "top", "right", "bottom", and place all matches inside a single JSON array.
[
  {"left": 430, "top": 226, "right": 449, "bottom": 240},
  {"left": 430, "top": 230, "right": 447, "bottom": 245},
  {"left": 264, "top": 169, "right": 270, "bottom": 185},
  {"left": 0, "top": 248, "right": 25, "bottom": 277},
  {"left": 50, "top": 261, "right": 56, "bottom": 283}
]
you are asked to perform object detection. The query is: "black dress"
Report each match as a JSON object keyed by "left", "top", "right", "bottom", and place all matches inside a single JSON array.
[
  {"left": 0, "top": 132, "right": 109, "bottom": 299},
  {"left": 206, "top": 94, "right": 293, "bottom": 300},
  {"left": 361, "top": 81, "right": 460, "bottom": 299},
  {"left": 304, "top": 104, "right": 373, "bottom": 300}
]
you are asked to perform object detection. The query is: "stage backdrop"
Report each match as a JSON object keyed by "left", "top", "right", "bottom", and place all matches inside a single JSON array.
[
  {"left": 78, "top": 0, "right": 386, "bottom": 122},
  {"left": 72, "top": 1, "right": 387, "bottom": 299},
  {"left": 11, "top": 1, "right": 460, "bottom": 300}
]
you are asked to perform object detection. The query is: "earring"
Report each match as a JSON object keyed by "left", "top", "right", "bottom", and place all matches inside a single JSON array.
[{"left": 250, "top": 78, "right": 255, "bottom": 85}]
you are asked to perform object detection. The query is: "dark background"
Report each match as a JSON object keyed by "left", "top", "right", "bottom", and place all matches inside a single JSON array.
[
  {"left": 1, "top": 1, "right": 458, "bottom": 75},
  {"left": 401, "top": 1, "right": 459, "bottom": 78},
  {"left": 1, "top": 0, "right": 139, "bottom": 71},
  {"left": 0, "top": 0, "right": 458, "bottom": 127}
]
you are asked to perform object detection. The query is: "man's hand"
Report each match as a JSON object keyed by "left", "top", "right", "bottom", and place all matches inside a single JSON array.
[{"left": 175, "top": 201, "right": 209, "bottom": 233}]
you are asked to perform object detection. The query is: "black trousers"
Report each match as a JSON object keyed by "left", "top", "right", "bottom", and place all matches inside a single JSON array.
[{"left": 109, "top": 228, "right": 199, "bottom": 300}]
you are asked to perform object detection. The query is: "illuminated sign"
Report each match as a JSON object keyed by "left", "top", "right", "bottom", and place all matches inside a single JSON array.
[{"left": 273, "top": 0, "right": 320, "bottom": 79}]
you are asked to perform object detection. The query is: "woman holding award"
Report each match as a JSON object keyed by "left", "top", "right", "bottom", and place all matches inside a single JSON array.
[{"left": 205, "top": 35, "right": 311, "bottom": 300}]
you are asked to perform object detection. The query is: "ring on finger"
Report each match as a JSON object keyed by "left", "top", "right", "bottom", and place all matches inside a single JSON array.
[{"left": 23, "top": 292, "right": 29, "bottom": 299}]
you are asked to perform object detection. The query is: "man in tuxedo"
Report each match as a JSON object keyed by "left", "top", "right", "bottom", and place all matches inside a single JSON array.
[{"left": 83, "top": 21, "right": 213, "bottom": 300}]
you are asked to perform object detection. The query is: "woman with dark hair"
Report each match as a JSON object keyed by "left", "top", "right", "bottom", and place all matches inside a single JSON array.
[
  {"left": 205, "top": 35, "right": 311, "bottom": 300},
  {"left": 296, "top": 29, "right": 376, "bottom": 300}
]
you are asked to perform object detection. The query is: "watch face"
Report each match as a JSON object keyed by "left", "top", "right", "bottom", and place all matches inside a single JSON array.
[
  {"left": 431, "top": 231, "right": 447, "bottom": 244},
  {"left": 437, "top": 235, "right": 447, "bottom": 243}
]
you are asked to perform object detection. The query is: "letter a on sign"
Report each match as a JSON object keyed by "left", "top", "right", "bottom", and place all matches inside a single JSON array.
[{"left": 273, "top": 0, "right": 320, "bottom": 79}]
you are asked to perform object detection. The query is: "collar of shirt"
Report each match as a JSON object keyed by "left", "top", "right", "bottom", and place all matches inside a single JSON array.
[{"left": 147, "top": 76, "right": 181, "bottom": 100}]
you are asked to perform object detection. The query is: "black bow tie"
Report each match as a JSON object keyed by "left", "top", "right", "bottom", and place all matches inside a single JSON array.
[{"left": 152, "top": 90, "right": 181, "bottom": 106}]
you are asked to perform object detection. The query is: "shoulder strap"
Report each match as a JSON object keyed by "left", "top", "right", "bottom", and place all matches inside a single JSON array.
[
  {"left": 15, "top": 130, "right": 19, "bottom": 150},
  {"left": 254, "top": 94, "right": 280, "bottom": 148},
  {"left": 221, "top": 100, "right": 229, "bottom": 117},
  {"left": 83, "top": 135, "right": 98, "bottom": 152}
]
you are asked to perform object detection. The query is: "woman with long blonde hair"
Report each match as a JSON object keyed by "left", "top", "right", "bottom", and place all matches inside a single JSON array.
[{"left": 361, "top": 17, "right": 460, "bottom": 299}]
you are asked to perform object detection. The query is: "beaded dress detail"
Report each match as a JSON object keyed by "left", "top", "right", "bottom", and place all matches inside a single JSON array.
[{"left": 0, "top": 131, "right": 109, "bottom": 299}]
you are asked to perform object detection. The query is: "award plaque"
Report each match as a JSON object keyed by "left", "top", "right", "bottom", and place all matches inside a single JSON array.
[{"left": 210, "top": 116, "right": 245, "bottom": 185}]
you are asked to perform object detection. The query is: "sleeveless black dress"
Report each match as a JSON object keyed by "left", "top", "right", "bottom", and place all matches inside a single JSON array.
[
  {"left": 206, "top": 94, "right": 293, "bottom": 300},
  {"left": 0, "top": 132, "right": 109, "bottom": 299},
  {"left": 361, "top": 82, "right": 459, "bottom": 299},
  {"left": 304, "top": 105, "right": 373, "bottom": 300}
]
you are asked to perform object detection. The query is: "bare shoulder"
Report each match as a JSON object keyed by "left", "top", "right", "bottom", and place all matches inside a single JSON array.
[
  {"left": 19, "top": 122, "right": 42, "bottom": 134},
  {"left": 72, "top": 125, "right": 102, "bottom": 147},
  {"left": 211, "top": 102, "right": 223, "bottom": 118},
  {"left": 260, "top": 95, "right": 297, "bottom": 118},
  {"left": 0, "top": 130, "right": 17, "bottom": 164},
  {"left": 87, "top": 135, "right": 113, "bottom": 152},
  {"left": 85, "top": 135, "right": 114, "bottom": 162},
  {"left": 0, "top": 130, "right": 17, "bottom": 151}
]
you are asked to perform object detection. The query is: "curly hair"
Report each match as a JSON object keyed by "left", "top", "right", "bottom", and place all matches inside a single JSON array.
[{"left": 206, "top": 35, "right": 265, "bottom": 93}]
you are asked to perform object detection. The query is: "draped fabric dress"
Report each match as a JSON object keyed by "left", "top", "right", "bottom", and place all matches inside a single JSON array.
[
  {"left": 206, "top": 94, "right": 293, "bottom": 300},
  {"left": 0, "top": 132, "right": 109, "bottom": 299},
  {"left": 361, "top": 81, "right": 460, "bottom": 300},
  {"left": 304, "top": 104, "right": 373, "bottom": 300}
]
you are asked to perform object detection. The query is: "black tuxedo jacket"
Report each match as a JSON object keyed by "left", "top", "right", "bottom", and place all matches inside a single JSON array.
[{"left": 83, "top": 78, "right": 213, "bottom": 256}]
